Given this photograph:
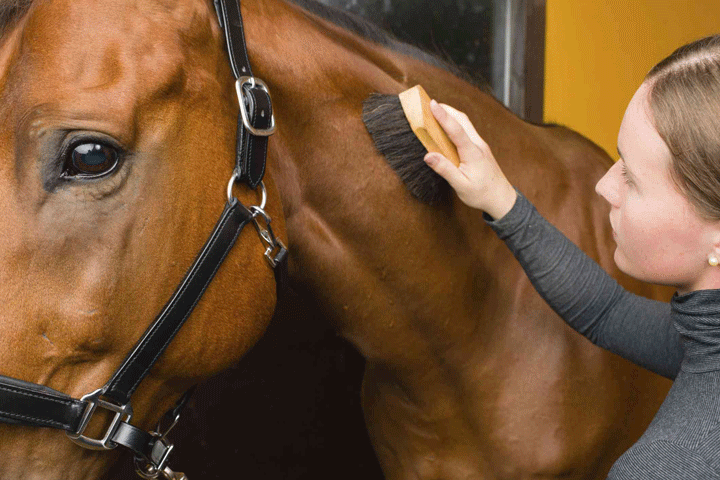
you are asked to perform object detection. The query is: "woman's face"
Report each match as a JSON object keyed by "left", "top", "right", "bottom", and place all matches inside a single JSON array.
[{"left": 595, "top": 82, "right": 720, "bottom": 293}]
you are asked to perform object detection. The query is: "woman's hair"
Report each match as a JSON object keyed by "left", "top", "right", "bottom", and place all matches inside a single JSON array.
[{"left": 645, "top": 34, "right": 720, "bottom": 221}]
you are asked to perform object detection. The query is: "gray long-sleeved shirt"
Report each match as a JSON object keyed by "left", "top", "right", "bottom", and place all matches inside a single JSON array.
[{"left": 485, "top": 190, "right": 720, "bottom": 479}]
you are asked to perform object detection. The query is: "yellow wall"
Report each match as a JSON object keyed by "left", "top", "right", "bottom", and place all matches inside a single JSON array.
[{"left": 544, "top": 1, "right": 720, "bottom": 158}]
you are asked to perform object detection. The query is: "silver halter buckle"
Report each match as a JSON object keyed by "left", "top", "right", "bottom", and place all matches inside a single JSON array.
[{"left": 236, "top": 76, "right": 276, "bottom": 136}]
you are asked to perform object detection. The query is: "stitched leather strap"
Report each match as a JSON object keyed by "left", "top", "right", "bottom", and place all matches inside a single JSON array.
[
  {"left": 113, "top": 420, "right": 175, "bottom": 469},
  {"left": 236, "top": 88, "right": 272, "bottom": 188},
  {"left": 214, "top": 0, "right": 252, "bottom": 79},
  {"left": 0, "top": 375, "right": 85, "bottom": 432},
  {"left": 103, "top": 200, "right": 253, "bottom": 405},
  {"left": 0, "top": 376, "right": 180, "bottom": 468},
  {"left": 112, "top": 422, "right": 155, "bottom": 456},
  {"left": 215, "top": 0, "right": 271, "bottom": 189}
]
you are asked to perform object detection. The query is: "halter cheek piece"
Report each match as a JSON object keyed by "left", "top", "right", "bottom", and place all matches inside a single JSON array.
[{"left": 0, "top": 1, "right": 286, "bottom": 479}]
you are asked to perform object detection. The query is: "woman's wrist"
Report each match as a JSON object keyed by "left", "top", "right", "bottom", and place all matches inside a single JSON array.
[{"left": 485, "top": 183, "right": 518, "bottom": 220}]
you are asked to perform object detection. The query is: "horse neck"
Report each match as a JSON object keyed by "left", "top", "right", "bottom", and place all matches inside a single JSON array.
[{"left": 240, "top": 0, "right": 580, "bottom": 381}]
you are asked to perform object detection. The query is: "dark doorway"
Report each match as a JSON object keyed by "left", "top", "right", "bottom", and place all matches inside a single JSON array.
[{"left": 319, "top": 0, "right": 546, "bottom": 122}]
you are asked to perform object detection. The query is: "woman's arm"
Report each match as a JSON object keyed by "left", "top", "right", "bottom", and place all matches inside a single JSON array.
[
  {"left": 424, "top": 100, "right": 683, "bottom": 379},
  {"left": 486, "top": 190, "right": 682, "bottom": 379}
]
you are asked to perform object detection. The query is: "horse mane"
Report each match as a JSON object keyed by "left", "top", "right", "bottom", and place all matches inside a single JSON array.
[{"left": 0, "top": 0, "right": 32, "bottom": 38}]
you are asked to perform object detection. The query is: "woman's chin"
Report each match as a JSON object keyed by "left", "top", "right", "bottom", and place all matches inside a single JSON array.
[
  {"left": 613, "top": 248, "right": 627, "bottom": 273},
  {"left": 613, "top": 249, "right": 642, "bottom": 281},
  {"left": 613, "top": 249, "right": 678, "bottom": 288}
]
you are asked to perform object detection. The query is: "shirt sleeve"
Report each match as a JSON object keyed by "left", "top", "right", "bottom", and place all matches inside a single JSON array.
[
  {"left": 607, "top": 441, "right": 720, "bottom": 479},
  {"left": 484, "top": 190, "right": 683, "bottom": 380}
]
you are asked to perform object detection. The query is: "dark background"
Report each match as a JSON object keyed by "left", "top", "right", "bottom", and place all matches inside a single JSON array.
[
  {"left": 169, "top": 289, "right": 384, "bottom": 479},
  {"left": 323, "top": 0, "right": 495, "bottom": 87}
]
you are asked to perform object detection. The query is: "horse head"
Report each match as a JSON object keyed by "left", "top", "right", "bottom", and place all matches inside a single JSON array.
[{"left": 0, "top": 0, "right": 284, "bottom": 478}]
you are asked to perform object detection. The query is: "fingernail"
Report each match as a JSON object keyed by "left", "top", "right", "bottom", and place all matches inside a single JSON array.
[
  {"left": 430, "top": 99, "right": 438, "bottom": 108},
  {"left": 424, "top": 154, "right": 437, "bottom": 165}
]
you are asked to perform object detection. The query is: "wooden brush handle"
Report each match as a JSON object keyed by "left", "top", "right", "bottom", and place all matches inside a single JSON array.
[{"left": 399, "top": 85, "right": 461, "bottom": 167}]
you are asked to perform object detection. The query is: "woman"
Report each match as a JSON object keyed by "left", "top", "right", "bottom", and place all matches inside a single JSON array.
[{"left": 424, "top": 34, "right": 720, "bottom": 478}]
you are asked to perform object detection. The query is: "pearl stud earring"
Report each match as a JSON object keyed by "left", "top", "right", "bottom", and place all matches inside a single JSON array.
[{"left": 710, "top": 255, "right": 719, "bottom": 267}]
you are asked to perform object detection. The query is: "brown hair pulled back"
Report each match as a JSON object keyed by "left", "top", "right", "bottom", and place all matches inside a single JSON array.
[{"left": 646, "top": 34, "right": 720, "bottom": 221}]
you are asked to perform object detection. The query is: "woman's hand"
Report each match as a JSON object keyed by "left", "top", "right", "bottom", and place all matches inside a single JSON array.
[{"left": 424, "top": 99, "right": 517, "bottom": 220}]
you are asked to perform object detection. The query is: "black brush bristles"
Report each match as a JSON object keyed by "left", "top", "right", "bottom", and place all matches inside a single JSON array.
[{"left": 362, "top": 93, "right": 451, "bottom": 205}]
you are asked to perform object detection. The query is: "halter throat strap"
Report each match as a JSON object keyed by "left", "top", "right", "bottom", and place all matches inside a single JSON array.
[{"left": 215, "top": 0, "right": 275, "bottom": 189}]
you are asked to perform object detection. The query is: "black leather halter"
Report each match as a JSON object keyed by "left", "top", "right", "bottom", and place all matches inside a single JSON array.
[{"left": 0, "top": 1, "right": 285, "bottom": 479}]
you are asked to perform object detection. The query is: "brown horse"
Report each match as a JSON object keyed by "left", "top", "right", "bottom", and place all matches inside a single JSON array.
[
  {"left": 1, "top": 0, "right": 673, "bottom": 479},
  {"left": 0, "top": 0, "right": 285, "bottom": 478},
  {"left": 228, "top": 1, "right": 674, "bottom": 479}
]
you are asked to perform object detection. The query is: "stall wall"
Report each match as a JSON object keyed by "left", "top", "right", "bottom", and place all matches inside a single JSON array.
[{"left": 544, "top": 1, "right": 719, "bottom": 158}]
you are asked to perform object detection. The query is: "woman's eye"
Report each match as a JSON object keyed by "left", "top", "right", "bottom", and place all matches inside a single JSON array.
[{"left": 62, "top": 142, "right": 119, "bottom": 178}]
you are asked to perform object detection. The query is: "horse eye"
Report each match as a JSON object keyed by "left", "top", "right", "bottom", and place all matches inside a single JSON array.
[{"left": 63, "top": 142, "right": 119, "bottom": 178}]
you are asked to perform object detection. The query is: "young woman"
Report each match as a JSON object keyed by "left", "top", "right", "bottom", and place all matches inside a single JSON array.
[{"left": 424, "top": 34, "right": 720, "bottom": 478}]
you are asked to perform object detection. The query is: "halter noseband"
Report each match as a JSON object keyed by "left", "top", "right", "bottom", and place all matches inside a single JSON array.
[{"left": 0, "top": 1, "right": 284, "bottom": 478}]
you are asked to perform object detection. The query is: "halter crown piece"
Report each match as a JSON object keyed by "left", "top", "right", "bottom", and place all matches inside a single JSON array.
[{"left": 0, "top": 1, "right": 287, "bottom": 479}]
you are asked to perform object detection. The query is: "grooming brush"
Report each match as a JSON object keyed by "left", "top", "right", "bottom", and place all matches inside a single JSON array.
[
  {"left": 362, "top": 85, "right": 459, "bottom": 205},
  {"left": 398, "top": 85, "right": 460, "bottom": 167}
]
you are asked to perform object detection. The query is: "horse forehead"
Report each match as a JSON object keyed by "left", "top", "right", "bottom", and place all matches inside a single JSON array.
[{"left": 10, "top": 0, "right": 215, "bottom": 98}]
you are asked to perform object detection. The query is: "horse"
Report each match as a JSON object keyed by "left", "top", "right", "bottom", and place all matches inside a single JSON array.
[
  {"left": 221, "top": 0, "right": 674, "bottom": 478},
  {"left": 0, "top": 0, "right": 286, "bottom": 478},
  {"left": 1, "top": 0, "right": 674, "bottom": 479}
]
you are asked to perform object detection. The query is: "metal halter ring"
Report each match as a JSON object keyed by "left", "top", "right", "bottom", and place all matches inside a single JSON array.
[{"left": 227, "top": 173, "right": 267, "bottom": 210}]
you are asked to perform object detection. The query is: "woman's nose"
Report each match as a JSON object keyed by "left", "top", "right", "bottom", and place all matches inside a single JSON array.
[{"left": 595, "top": 160, "right": 622, "bottom": 208}]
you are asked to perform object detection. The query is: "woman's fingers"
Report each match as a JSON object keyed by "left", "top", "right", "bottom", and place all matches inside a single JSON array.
[
  {"left": 438, "top": 103, "right": 488, "bottom": 150},
  {"left": 425, "top": 99, "right": 515, "bottom": 215},
  {"left": 429, "top": 100, "right": 479, "bottom": 154}
]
